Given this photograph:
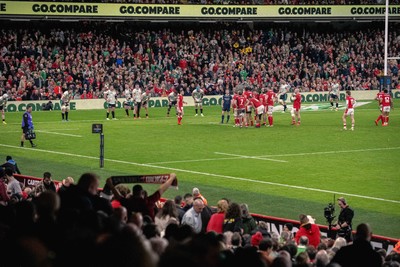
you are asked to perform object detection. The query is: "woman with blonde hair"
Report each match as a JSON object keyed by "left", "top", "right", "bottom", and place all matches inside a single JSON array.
[{"left": 206, "top": 199, "right": 229, "bottom": 234}]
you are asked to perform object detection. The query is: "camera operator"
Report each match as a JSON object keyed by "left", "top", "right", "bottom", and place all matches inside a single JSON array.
[{"left": 332, "top": 197, "right": 354, "bottom": 242}]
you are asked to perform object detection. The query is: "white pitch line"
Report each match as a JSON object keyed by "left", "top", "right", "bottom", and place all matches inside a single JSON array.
[
  {"left": 35, "top": 130, "right": 82, "bottom": 137},
  {"left": 1, "top": 143, "right": 399, "bottom": 204},
  {"left": 146, "top": 157, "right": 242, "bottom": 165},
  {"left": 256, "top": 147, "right": 400, "bottom": 158},
  {"left": 214, "top": 152, "right": 288, "bottom": 163}
]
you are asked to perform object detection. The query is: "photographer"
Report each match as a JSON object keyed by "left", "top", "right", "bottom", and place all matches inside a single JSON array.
[{"left": 333, "top": 197, "right": 354, "bottom": 242}]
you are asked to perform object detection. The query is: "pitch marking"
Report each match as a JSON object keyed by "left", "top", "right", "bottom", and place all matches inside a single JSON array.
[{"left": 1, "top": 143, "right": 399, "bottom": 204}]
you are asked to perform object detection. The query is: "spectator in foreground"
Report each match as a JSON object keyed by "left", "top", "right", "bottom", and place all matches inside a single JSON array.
[
  {"left": 331, "top": 223, "right": 383, "bottom": 267},
  {"left": 106, "top": 173, "right": 177, "bottom": 221},
  {"left": 181, "top": 198, "right": 205, "bottom": 234},
  {"left": 31, "top": 171, "right": 57, "bottom": 197}
]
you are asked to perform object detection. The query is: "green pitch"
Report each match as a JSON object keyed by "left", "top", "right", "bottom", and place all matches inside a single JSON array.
[{"left": 1, "top": 101, "right": 399, "bottom": 238}]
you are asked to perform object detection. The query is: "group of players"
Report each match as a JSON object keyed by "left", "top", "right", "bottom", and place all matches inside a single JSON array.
[
  {"left": 104, "top": 84, "right": 152, "bottom": 120},
  {"left": 0, "top": 80, "right": 394, "bottom": 130},
  {"left": 220, "top": 83, "right": 302, "bottom": 128}
]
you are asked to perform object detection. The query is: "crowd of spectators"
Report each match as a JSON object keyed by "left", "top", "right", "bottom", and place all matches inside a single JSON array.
[
  {"left": 0, "top": 166, "right": 399, "bottom": 267},
  {"left": 1, "top": 21, "right": 399, "bottom": 104},
  {"left": 20, "top": 0, "right": 399, "bottom": 5}
]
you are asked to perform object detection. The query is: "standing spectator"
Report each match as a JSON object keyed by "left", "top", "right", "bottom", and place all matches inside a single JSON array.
[
  {"left": 342, "top": 90, "right": 356, "bottom": 131},
  {"left": 192, "top": 187, "right": 208, "bottom": 206},
  {"left": 57, "top": 176, "right": 75, "bottom": 194},
  {"left": 31, "top": 172, "right": 57, "bottom": 197},
  {"left": 291, "top": 88, "right": 302, "bottom": 126},
  {"left": 182, "top": 193, "right": 194, "bottom": 212},
  {"left": 0, "top": 93, "right": 8, "bottom": 124},
  {"left": 181, "top": 198, "right": 205, "bottom": 234},
  {"left": 173, "top": 195, "right": 186, "bottom": 222},
  {"left": 5, "top": 168, "right": 22, "bottom": 203},
  {"left": 207, "top": 199, "right": 229, "bottom": 234},
  {"left": 20, "top": 104, "right": 36, "bottom": 147},
  {"left": 0, "top": 169, "right": 10, "bottom": 206},
  {"left": 295, "top": 214, "right": 321, "bottom": 249},
  {"left": 223, "top": 202, "right": 244, "bottom": 234},
  {"left": 106, "top": 173, "right": 177, "bottom": 222},
  {"left": 1, "top": 156, "right": 21, "bottom": 174},
  {"left": 332, "top": 197, "right": 354, "bottom": 242},
  {"left": 240, "top": 203, "right": 258, "bottom": 235},
  {"left": 331, "top": 223, "right": 382, "bottom": 267},
  {"left": 155, "top": 199, "right": 179, "bottom": 237}
]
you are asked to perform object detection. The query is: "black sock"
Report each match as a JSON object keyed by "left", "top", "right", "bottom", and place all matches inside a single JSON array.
[
  {"left": 65, "top": 112, "right": 68, "bottom": 120},
  {"left": 221, "top": 115, "right": 224, "bottom": 123},
  {"left": 331, "top": 102, "right": 334, "bottom": 107},
  {"left": 195, "top": 109, "right": 198, "bottom": 114},
  {"left": 227, "top": 115, "right": 230, "bottom": 123},
  {"left": 284, "top": 105, "right": 287, "bottom": 111},
  {"left": 29, "top": 140, "right": 33, "bottom": 145},
  {"left": 125, "top": 109, "right": 129, "bottom": 116},
  {"left": 200, "top": 109, "right": 203, "bottom": 114},
  {"left": 107, "top": 112, "right": 110, "bottom": 118},
  {"left": 62, "top": 113, "right": 65, "bottom": 120},
  {"left": 112, "top": 111, "right": 115, "bottom": 118},
  {"left": 336, "top": 103, "right": 339, "bottom": 108},
  {"left": 21, "top": 141, "right": 24, "bottom": 147}
]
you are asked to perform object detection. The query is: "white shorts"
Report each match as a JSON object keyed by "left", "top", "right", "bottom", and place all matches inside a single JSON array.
[
  {"left": 382, "top": 106, "right": 391, "bottom": 113},
  {"left": 255, "top": 105, "right": 264, "bottom": 115},
  {"left": 266, "top": 105, "right": 274, "bottom": 114},
  {"left": 345, "top": 108, "right": 354, "bottom": 116}
]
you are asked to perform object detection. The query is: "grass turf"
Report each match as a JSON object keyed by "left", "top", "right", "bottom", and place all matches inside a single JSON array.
[{"left": 0, "top": 100, "right": 399, "bottom": 238}]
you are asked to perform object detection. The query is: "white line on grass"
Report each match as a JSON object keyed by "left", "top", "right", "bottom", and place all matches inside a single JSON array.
[
  {"left": 214, "top": 152, "right": 288, "bottom": 163},
  {"left": 35, "top": 130, "right": 82, "bottom": 137},
  {"left": 254, "top": 147, "right": 400, "bottom": 158},
  {"left": 146, "top": 157, "right": 244, "bottom": 165},
  {"left": 2, "top": 143, "right": 398, "bottom": 204}
]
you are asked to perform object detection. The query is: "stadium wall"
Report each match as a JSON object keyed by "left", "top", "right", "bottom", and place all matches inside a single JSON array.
[
  {"left": 13, "top": 174, "right": 399, "bottom": 254},
  {"left": 4, "top": 89, "right": 400, "bottom": 112}
]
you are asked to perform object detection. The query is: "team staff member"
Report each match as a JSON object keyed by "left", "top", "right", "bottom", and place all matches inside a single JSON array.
[
  {"left": 333, "top": 197, "right": 354, "bottom": 242},
  {"left": 0, "top": 93, "right": 8, "bottom": 124},
  {"left": 21, "top": 105, "right": 36, "bottom": 147}
]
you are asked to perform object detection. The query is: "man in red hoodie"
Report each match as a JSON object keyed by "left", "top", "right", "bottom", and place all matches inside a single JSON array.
[{"left": 295, "top": 214, "right": 321, "bottom": 248}]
